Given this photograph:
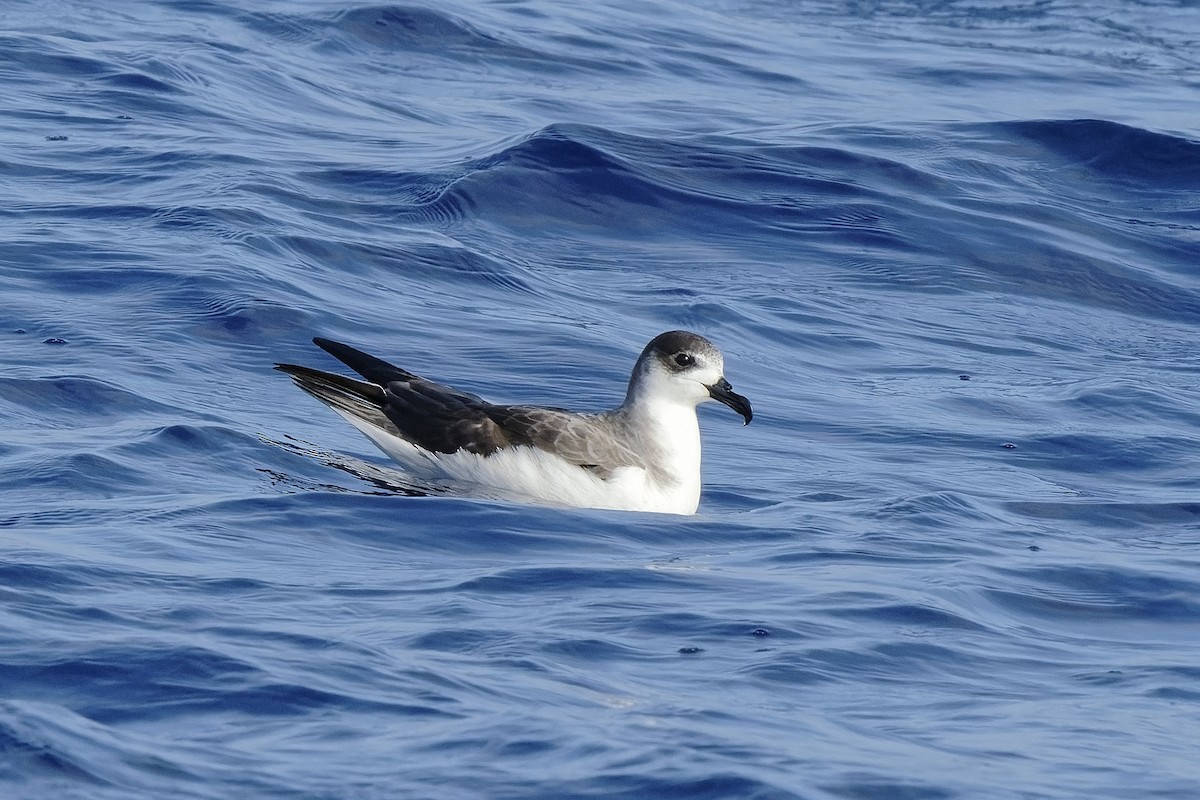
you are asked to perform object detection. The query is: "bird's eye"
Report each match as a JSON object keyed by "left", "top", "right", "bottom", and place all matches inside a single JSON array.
[{"left": 673, "top": 352, "right": 695, "bottom": 368}]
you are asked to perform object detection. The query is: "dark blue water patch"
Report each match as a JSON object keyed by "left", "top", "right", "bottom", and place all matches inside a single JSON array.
[
  {"left": 538, "top": 637, "right": 645, "bottom": 663},
  {"left": 299, "top": 166, "right": 463, "bottom": 206},
  {"left": 1, "top": 147, "right": 251, "bottom": 196},
  {"left": 525, "top": 772, "right": 805, "bottom": 800},
  {"left": 653, "top": 43, "right": 808, "bottom": 89},
  {"left": 176, "top": 492, "right": 632, "bottom": 558},
  {"left": 0, "top": 36, "right": 115, "bottom": 80},
  {"left": 0, "top": 505, "right": 149, "bottom": 532},
  {"left": 331, "top": 6, "right": 514, "bottom": 53},
  {"left": 0, "top": 452, "right": 150, "bottom": 499},
  {"left": 0, "top": 639, "right": 453, "bottom": 730},
  {"left": 0, "top": 704, "right": 140, "bottom": 788},
  {"left": 134, "top": 681, "right": 443, "bottom": 723},
  {"left": 1000, "top": 118, "right": 1200, "bottom": 189},
  {"left": 867, "top": 491, "right": 1000, "bottom": 530},
  {"left": 816, "top": 777, "right": 952, "bottom": 800},
  {"left": 444, "top": 129, "right": 681, "bottom": 236},
  {"left": 986, "top": 583, "right": 1200, "bottom": 626},
  {"left": 187, "top": 293, "right": 312, "bottom": 341},
  {"left": 761, "top": 547, "right": 955, "bottom": 568},
  {"left": 441, "top": 124, "right": 932, "bottom": 249},
  {"left": 3, "top": 422, "right": 289, "bottom": 507},
  {"left": 1074, "top": 665, "right": 1200, "bottom": 704},
  {"left": 1006, "top": 500, "right": 1200, "bottom": 530},
  {"left": 984, "top": 563, "right": 1200, "bottom": 625},
  {"left": 111, "top": 424, "right": 275, "bottom": 473},
  {"left": 235, "top": 2, "right": 603, "bottom": 80},
  {"left": 826, "top": 603, "right": 987, "bottom": 632},
  {"left": 866, "top": 216, "right": 1200, "bottom": 323},
  {"left": 1061, "top": 382, "right": 1200, "bottom": 426},
  {"left": 95, "top": 71, "right": 181, "bottom": 95},
  {"left": 245, "top": 173, "right": 473, "bottom": 228},
  {"left": 744, "top": 640, "right": 994, "bottom": 692},
  {"left": 1149, "top": 685, "right": 1200, "bottom": 702},
  {"left": 0, "top": 714, "right": 105, "bottom": 785},
  {"left": 100, "top": 146, "right": 259, "bottom": 175},
  {"left": 0, "top": 699, "right": 230, "bottom": 799},
  {"left": 969, "top": 245, "right": 1200, "bottom": 323},
  {"left": 233, "top": 9, "right": 321, "bottom": 46},
  {"left": 0, "top": 645, "right": 254, "bottom": 720},
  {"left": 150, "top": 205, "right": 279, "bottom": 242},
  {"left": 741, "top": 651, "right": 840, "bottom": 688},
  {"left": 810, "top": 120, "right": 1200, "bottom": 316},
  {"left": 454, "top": 565, "right": 704, "bottom": 595},
  {"left": 0, "top": 242, "right": 156, "bottom": 286},
  {"left": 311, "top": 4, "right": 634, "bottom": 77},
  {"left": 1, "top": 37, "right": 210, "bottom": 121},
  {"left": 268, "top": 236, "right": 537, "bottom": 296},
  {"left": 612, "top": 611, "right": 789, "bottom": 641},
  {"left": 959, "top": 121, "right": 1197, "bottom": 230},
  {"left": 1010, "top": 432, "right": 1197, "bottom": 476},
  {"left": 0, "top": 561, "right": 94, "bottom": 594},
  {"left": 407, "top": 628, "right": 500, "bottom": 655},
  {"left": 0, "top": 376, "right": 174, "bottom": 422},
  {"left": 30, "top": 203, "right": 162, "bottom": 226}
]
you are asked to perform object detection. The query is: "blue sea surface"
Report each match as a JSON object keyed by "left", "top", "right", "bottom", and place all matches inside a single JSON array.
[{"left": 3, "top": 1, "right": 1200, "bottom": 797}]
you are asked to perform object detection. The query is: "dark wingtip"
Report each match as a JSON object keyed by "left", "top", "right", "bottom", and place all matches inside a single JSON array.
[
  {"left": 306, "top": 337, "right": 417, "bottom": 385},
  {"left": 312, "top": 337, "right": 344, "bottom": 358}
]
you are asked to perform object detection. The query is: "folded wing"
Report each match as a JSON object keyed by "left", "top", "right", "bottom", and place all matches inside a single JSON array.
[{"left": 277, "top": 338, "right": 644, "bottom": 478}]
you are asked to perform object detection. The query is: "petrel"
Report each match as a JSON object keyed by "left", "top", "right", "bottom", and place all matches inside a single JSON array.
[{"left": 276, "top": 331, "right": 752, "bottom": 514}]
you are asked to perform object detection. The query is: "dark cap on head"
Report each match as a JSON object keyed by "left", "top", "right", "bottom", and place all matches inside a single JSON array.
[{"left": 641, "top": 330, "right": 717, "bottom": 360}]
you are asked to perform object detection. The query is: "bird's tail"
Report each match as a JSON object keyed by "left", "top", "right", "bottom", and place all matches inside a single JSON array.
[{"left": 274, "top": 363, "right": 394, "bottom": 433}]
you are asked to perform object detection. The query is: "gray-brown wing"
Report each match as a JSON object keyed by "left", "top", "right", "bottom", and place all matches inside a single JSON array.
[
  {"left": 482, "top": 406, "right": 645, "bottom": 478},
  {"left": 301, "top": 338, "right": 641, "bottom": 475},
  {"left": 382, "top": 380, "right": 643, "bottom": 477}
]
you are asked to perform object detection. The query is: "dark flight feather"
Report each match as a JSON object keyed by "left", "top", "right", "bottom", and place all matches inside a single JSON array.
[{"left": 279, "top": 338, "right": 645, "bottom": 477}]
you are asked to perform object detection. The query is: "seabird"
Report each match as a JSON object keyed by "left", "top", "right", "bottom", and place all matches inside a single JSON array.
[{"left": 275, "top": 331, "right": 752, "bottom": 514}]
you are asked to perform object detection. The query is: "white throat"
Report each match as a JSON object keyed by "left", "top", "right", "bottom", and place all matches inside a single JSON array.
[{"left": 620, "top": 391, "right": 703, "bottom": 509}]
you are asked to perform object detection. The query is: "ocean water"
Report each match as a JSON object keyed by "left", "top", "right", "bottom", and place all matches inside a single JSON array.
[{"left": 3, "top": 0, "right": 1200, "bottom": 797}]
